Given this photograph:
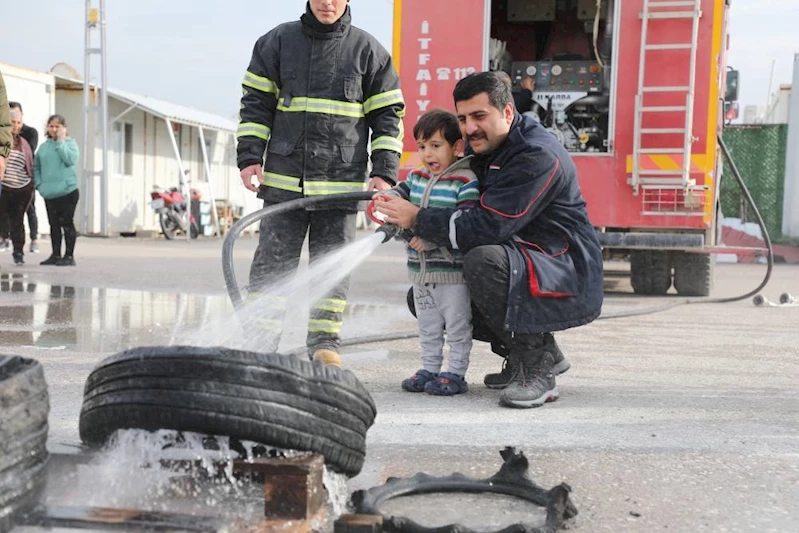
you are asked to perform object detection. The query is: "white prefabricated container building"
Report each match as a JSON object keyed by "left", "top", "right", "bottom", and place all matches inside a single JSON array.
[{"left": 1, "top": 61, "right": 260, "bottom": 238}]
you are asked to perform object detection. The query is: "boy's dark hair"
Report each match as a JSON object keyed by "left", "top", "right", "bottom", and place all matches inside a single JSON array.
[
  {"left": 453, "top": 71, "right": 513, "bottom": 112},
  {"left": 413, "top": 109, "right": 462, "bottom": 146},
  {"left": 9, "top": 101, "right": 22, "bottom": 112}
]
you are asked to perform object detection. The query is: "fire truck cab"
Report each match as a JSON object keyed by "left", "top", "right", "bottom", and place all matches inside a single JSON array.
[{"left": 393, "top": 0, "right": 733, "bottom": 296}]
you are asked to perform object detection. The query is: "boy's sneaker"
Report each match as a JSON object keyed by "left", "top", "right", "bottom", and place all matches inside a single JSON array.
[
  {"left": 424, "top": 372, "right": 468, "bottom": 396},
  {"left": 56, "top": 256, "right": 76, "bottom": 267},
  {"left": 40, "top": 255, "right": 61, "bottom": 266},
  {"left": 29, "top": 241, "right": 39, "bottom": 253},
  {"left": 401, "top": 369, "right": 438, "bottom": 393},
  {"left": 12, "top": 253, "right": 24, "bottom": 266}
]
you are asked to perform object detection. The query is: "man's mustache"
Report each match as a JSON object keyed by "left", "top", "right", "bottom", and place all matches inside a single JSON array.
[{"left": 467, "top": 132, "right": 486, "bottom": 141}]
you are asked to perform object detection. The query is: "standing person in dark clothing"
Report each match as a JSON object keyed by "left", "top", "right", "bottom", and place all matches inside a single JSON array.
[
  {"left": 7, "top": 102, "right": 40, "bottom": 253},
  {"left": 34, "top": 115, "right": 80, "bottom": 266},
  {"left": 237, "top": 0, "right": 405, "bottom": 366},
  {"left": 376, "top": 72, "right": 604, "bottom": 409},
  {"left": 0, "top": 109, "right": 35, "bottom": 265}
]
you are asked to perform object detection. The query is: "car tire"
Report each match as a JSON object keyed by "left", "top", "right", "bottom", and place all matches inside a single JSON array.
[{"left": 78, "top": 346, "right": 377, "bottom": 477}]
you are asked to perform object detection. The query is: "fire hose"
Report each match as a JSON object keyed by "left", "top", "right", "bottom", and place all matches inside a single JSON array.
[{"left": 222, "top": 136, "right": 776, "bottom": 352}]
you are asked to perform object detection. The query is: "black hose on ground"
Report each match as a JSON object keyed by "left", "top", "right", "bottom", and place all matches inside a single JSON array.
[{"left": 223, "top": 137, "right": 773, "bottom": 350}]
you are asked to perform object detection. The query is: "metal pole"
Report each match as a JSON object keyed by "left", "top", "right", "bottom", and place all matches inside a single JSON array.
[
  {"left": 81, "top": 0, "right": 92, "bottom": 234},
  {"left": 782, "top": 53, "right": 799, "bottom": 238},
  {"left": 99, "top": 0, "right": 109, "bottom": 236},
  {"left": 164, "top": 118, "right": 191, "bottom": 242},
  {"left": 197, "top": 127, "right": 222, "bottom": 237}
]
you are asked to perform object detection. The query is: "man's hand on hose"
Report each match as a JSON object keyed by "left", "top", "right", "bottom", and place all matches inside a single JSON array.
[
  {"left": 240, "top": 164, "right": 264, "bottom": 193},
  {"left": 368, "top": 176, "right": 392, "bottom": 191},
  {"left": 374, "top": 194, "right": 419, "bottom": 229}
]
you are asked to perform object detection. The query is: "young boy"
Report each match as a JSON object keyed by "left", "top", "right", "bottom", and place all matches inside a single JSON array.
[{"left": 380, "top": 109, "right": 479, "bottom": 396}]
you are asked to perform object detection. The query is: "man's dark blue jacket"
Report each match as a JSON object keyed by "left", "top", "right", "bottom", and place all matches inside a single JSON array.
[{"left": 415, "top": 113, "right": 604, "bottom": 334}]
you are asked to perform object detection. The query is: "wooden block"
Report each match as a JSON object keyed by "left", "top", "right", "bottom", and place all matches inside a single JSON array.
[
  {"left": 234, "top": 455, "right": 325, "bottom": 520},
  {"left": 334, "top": 514, "right": 383, "bottom": 533}
]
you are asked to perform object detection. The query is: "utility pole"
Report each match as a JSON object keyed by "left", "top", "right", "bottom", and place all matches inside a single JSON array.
[
  {"left": 82, "top": 0, "right": 109, "bottom": 235},
  {"left": 783, "top": 53, "right": 799, "bottom": 238}
]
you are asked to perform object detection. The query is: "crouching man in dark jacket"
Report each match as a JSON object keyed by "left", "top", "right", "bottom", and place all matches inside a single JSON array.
[{"left": 376, "top": 72, "right": 604, "bottom": 408}]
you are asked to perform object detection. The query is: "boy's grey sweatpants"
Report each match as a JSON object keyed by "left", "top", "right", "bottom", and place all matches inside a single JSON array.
[{"left": 413, "top": 282, "right": 473, "bottom": 376}]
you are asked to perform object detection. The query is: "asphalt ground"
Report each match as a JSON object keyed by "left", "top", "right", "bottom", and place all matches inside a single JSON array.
[{"left": 1, "top": 235, "right": 797, "bottom": 532}]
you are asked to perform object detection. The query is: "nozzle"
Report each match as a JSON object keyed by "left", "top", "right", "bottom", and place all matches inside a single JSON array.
[
  {"left": 376, "top": 223, "right": 402, "bottom": 243},
  {"left": 375, "top": 223, "right": 414, "bottom": 243}
]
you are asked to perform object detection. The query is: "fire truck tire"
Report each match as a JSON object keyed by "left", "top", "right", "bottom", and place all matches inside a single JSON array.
[
  {"left": 0, "top": 356, "right": 50, "bottom": 532},
  {"left": 630, "top": 250, "right": 672, "bottom": 296},
  {"left": 78, "top": 346, "right": 377, "bottom": 477},
  {"left": 672, "top": 253, "right": 715, "bottom": 297}
]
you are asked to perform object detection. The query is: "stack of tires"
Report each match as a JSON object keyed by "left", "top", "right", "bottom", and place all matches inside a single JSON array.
[{"left": 0, "top": 356, "right": 49, "bottom": 533}]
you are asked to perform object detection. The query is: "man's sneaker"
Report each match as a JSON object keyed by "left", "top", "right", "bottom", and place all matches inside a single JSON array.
[
  {"left": 312, "top": 348, "right": 342, "bottom": 368},
  {"left": 40, "top": 255, "right": 61, "bottom": 265},
  {"left": 56, "top": 256, "right": 76, "bottom": 267},
  {"left": 12, "top": 253, "right": 24, "bottom": 266},
  {"left": 29, "top": 241, "right": 39, "bottom": 253},
  {"left": 499, "top": 352, "right": 559, "bottom": 409},
  {"left": 484, "top": 333, "right": 569, "bottom": 389}
]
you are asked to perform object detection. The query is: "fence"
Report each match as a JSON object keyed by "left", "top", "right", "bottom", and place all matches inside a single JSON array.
[{"left": 720, "top": 124, "right": 788, "bottom": 241}]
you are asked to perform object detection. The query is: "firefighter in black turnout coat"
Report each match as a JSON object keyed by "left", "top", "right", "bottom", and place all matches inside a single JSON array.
[
  {"left": 376, "top": 72, "right": 603, "bottom": 409},
  {"left": 237, "top": 0, "right": 405, "bottom": 366}
]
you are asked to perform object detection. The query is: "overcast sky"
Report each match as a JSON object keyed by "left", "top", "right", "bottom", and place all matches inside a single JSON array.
[{"left": 1, "top": 0, "right": 795, "bottom": 118}]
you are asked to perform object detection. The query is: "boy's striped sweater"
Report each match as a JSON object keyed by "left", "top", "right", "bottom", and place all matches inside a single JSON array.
[{"left": 389, "top": 156, "right": 479, "bottom": 284}]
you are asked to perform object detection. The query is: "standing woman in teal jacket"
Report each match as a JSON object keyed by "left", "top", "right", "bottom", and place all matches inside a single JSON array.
[{"left": 34, "top": 115, "right": 79, "bottom": 266}]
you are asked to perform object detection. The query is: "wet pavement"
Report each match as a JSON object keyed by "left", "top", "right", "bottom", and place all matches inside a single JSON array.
[{"left": 2, "top": 236, "right": 798, "bottom": 532}]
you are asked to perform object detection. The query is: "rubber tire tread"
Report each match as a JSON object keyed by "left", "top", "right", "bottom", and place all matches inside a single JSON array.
[
  {"left": 0, "top": 356, "right": 50, "bottom": 533},
  {"left": 673, "top": 252, "right": 714, "bottom": 297},
  {"left": 630, "top": 250, "right": 672, "bottom": 296},
  {"left": 79, "top": 346, "right": 377, "bottom": 477}
]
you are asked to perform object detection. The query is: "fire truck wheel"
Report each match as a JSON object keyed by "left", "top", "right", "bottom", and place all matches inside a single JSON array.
[
  {"left": 673, "top": 252, "right": 715, "bottom": 297},
  {"left": 630, "top": 250, "right": 672, "bottom": 296},
  {"left": 0, "top": 356, "right": 50, "bottom": 531},
  {"left": 78, "top": 346, "right": 377, "bottom": 477}
]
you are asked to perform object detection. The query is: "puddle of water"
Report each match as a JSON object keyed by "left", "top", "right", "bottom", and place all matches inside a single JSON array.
[
  {"left": 0, "top": 271, "right": 411, "bottom": 354},
  {"left": 380, "top": 492, "right": 548, "bottom": 532}
]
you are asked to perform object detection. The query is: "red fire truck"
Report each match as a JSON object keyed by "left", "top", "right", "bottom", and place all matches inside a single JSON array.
[{"left": 393, "top": 0, "right": 737, "bottom": 296}]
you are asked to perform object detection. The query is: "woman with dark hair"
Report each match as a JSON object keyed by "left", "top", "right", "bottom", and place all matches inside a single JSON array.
[
  {"left": 0, "top": 109, "right": 35, "bottom": 265},
  {"left": 34, "top": 114, "right": 80, "bottom": 266}
]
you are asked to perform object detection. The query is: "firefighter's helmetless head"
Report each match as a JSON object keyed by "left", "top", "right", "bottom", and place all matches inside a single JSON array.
[
  {"left": 453, "top": 72, "right": 514, "bottom": 155},
  {"left": 310, "top": 0, "right": 349, "bottom": 24}
]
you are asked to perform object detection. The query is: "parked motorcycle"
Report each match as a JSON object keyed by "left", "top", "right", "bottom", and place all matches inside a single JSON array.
[{"left": 150, "top": 185, "right": 200, "bottom": 240}]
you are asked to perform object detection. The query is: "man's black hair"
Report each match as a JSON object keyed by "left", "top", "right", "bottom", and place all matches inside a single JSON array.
[
  {"left": 413, "top": 108, "right": 462, "bottom": 146},
  {"left": 453, "top": 71, "right": 513, "bottom": 112},
  {"left": 8, "top": 101, "right": 22, "bottom": 112}
]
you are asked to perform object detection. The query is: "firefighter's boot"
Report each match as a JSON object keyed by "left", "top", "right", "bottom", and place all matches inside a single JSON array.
[
  {"left": 313, "top": 348, "right": 343, "bottom": 368},
  {"left": 484, "top": 333, "right": 569, "bottom": 389},
  {"left": 499, "top": 349, "right": 559, "bottom": 409}
]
